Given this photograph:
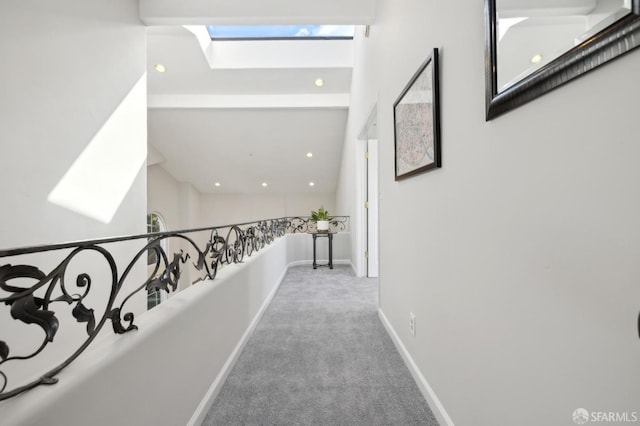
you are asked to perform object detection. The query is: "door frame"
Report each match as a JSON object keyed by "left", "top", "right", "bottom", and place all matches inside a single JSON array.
[{"left": 357, "top": 104, "right": 379, "bottom": 278}]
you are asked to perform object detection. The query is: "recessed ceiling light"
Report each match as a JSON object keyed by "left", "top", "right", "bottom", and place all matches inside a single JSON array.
[
  {"left": 314, "top": 78, "right": 324, "bottom": 87},
  {"left": 214, "top": 182, "right": 221, "bottom": 187},
  {"left": 154, "top": 64, "right": 167, "bottom": 73},
  {"left": 261, "top": 182, "right": 268, "bottom": 187},
  {"left": 309, "top": 182, "right": 315, "bottom": 187},
  {"left": 530, "top": 54, "right": 543, "bottom": 64},
  {"left": 306, "top": 152, "right": 313, "bottom": 158}
]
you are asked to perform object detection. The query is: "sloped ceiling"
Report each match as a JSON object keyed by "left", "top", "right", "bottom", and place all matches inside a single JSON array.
[{"left": 145, "top": 2, "right": 374, "bottom": 194}]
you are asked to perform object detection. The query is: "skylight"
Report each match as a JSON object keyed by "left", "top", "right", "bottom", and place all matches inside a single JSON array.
[{"left": 206, "top": 25, "right": 355, "bottom": 40}]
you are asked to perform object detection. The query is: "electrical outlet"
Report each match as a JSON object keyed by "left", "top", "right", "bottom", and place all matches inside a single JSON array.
[{"left": 409, "top": 312, "right": 416, "bottom": 337}]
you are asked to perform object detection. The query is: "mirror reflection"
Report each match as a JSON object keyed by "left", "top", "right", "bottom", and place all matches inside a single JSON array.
[{"left": 496, "top": 0, "right": 632, "bottom": 91}]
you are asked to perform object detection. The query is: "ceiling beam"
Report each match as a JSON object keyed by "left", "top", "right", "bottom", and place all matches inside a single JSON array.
[
  {"left": 148, "top": 94, "right": 350, "bottom": 109},
  {"left": 139, "top": 0, "right": 376, "bottom": 26}
]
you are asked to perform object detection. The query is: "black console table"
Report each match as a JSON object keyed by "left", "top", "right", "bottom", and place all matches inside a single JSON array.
[{"left": 311, "top": 232, "right": 334, "bottom": 269}]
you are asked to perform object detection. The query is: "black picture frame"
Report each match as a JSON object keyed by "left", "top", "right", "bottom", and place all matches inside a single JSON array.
[
  {"left": 485, "top": 0, "right": 640, "bottom": 121},
  {"left": 394, "top": 48, "right": 441, "bottom": 181}
]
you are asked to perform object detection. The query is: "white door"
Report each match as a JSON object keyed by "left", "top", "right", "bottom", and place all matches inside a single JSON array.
[
  {"left": 366, "top": 139, "right": 379, "bottom": 277},
  {"left": 358, "top": 104, "right": 380, "bottom": 278}
]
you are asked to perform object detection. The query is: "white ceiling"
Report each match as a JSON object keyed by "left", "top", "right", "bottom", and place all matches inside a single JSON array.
[
  {"left": 149, "top": 108, "right": 347, "bottom": 194},
  {"left": 146, "top": 3, "right": 367, "bottom": 195},
  {"left": 139, "top": 0, "right": 375, "bottom": 26}
]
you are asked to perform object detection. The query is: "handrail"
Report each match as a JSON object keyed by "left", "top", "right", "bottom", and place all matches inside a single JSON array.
[
  {"left": 0, "top": 216, "right": 349, "bottom": 401},
  {"left": 0, "top": 216, "right": 347, "bottom": 258}
]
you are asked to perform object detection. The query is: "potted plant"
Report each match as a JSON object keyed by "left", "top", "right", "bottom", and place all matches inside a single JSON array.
[{"left": 310, "top": 206, "right": 332, "bottom": 232}]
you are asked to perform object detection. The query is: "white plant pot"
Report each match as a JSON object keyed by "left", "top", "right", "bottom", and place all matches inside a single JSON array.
[{"left": 317, "top": 220, "right": 330, "bottom": 231}]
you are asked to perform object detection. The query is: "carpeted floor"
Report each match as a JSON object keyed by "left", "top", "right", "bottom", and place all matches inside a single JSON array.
[{"left": 202, "top": 265, "right": 439, "bottom": 426}]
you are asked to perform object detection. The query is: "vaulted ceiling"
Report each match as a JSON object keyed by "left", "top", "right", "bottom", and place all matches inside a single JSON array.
[{"left": 144, "top": 0, "right": 375, "bottom": 194}]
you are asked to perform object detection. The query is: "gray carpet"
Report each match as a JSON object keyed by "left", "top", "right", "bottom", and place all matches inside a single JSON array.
[{"left": 202, "top": 265, "right": 439, "bottom": 426}]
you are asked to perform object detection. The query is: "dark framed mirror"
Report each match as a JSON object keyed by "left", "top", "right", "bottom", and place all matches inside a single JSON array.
[{"left": 485, "top": 0, "right": 640, "bottom": 120}]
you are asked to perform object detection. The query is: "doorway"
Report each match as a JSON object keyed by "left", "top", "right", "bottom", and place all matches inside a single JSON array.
[{"left": 359, "top": 105, "right": 379, "bottom": 278}]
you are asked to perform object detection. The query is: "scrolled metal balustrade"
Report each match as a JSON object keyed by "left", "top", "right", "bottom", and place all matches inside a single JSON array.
[
  {"left": 0, "top": 216, "right": 347, "bottom": 401},
  {"left": 286, "top": 216, "right": 349, "bottom": 234}
]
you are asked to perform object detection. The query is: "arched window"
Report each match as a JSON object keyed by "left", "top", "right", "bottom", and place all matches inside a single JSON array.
[{"left": 147, "top": 212, "right": 168, "bottom": 309}]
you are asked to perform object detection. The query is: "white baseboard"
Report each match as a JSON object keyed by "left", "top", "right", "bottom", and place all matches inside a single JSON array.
[
  {"left": 288, "top": 259, "right": 352, "bottom": 268},
  {"left": 187, "top": 265, "right": 289, "bottom": 426},
  {"left": 288, "top": 259, "right": 310, "bottom": 267},
  {"left": 378, "top": 309, "right": 455, "bottom": 426}
]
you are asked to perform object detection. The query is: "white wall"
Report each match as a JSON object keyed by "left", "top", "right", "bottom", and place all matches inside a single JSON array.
[
  {"left": 0, "top": 0, "right": 147, "bottom": 399},
  {"left": 148, "top": 164, "right": 183, "bottom": 232},
  {"left": 199, "top": 192, "right": 337, "bottom": 225},
  {"left": 287, "top": 232, "right": 351, "bottom": 266},
  {"left": 149, "top": 165, "right": 337, "bottom": 228},
  {"left": 0, "top": 0, "right": 146, "bottom": 247},
  {"left": 338, "top": 1, "right": 640, "bottom": 425}
]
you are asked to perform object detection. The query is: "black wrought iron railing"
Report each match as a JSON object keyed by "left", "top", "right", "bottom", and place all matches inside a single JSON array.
[
  {"left": 285, "top": 216, "right": 349, "bottom": 234},
  {"left": 0, "top": 216, "right": 348, "bottom": 401}
]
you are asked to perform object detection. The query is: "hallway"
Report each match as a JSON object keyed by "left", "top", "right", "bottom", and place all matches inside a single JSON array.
[{"left": 202, "top": 265, "right": 438, "bottom": 425}]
